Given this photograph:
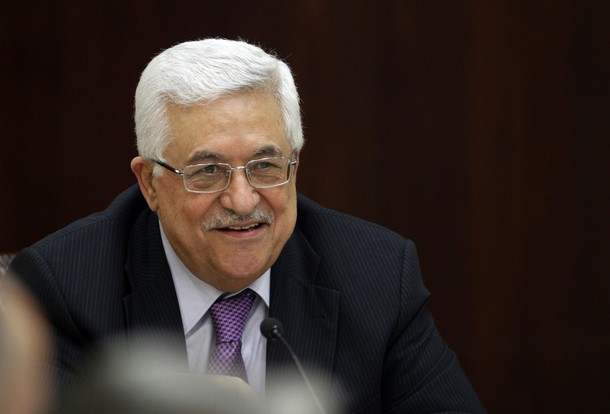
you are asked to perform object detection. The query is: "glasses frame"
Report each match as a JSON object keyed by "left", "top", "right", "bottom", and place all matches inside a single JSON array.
[{"left": 152, "top": 156, "right": 298, "bottom": 194}]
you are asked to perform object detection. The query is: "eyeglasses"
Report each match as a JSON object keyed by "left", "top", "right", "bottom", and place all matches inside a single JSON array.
[{"left": 152, "top": 157, "right": 298, "bottom": 194}]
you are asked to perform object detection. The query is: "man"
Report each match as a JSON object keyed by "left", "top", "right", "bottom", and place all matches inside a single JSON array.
[{"left": 10, "top": 38, "right": 485, "bottom": 413}]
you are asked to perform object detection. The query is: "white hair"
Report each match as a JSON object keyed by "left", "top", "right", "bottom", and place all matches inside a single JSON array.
[{"left": 134, "top": 38, "right": 303, "bottom": 163}]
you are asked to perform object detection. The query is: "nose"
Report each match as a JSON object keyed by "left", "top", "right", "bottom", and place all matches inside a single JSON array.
[{"left": 218, "top": 168, "right": 260, "bottom": 215}]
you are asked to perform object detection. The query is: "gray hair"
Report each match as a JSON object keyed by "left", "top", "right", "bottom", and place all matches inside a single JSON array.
[{"left": 134, "top": 38, "right": 303, "bottom": 162}]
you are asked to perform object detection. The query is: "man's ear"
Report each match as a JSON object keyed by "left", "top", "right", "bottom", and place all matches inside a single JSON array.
[
  {"left": 130, "top": 156, "right": 159, "bottom": 212},
  {"left": 292, "top": 151, "right": 300, "bottom": 181}
]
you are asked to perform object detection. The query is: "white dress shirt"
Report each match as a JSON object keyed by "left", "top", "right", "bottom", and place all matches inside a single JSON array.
[{"left": 159, "top": 224, "right": 270, "bottom": 395}]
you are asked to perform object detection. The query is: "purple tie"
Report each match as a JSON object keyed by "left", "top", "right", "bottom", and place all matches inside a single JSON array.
[{"left": 207, "top": 288, "right": 256, "bottom": 382}]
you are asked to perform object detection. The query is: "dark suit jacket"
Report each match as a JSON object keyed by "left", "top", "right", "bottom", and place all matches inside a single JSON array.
[{"left": 10, "top": 185, "right": 485, "bottom": 413}]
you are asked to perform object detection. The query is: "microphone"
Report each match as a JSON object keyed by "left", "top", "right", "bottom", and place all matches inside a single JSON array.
[{"left": 260, "top": 318, "right": 327, "bottom": 414}]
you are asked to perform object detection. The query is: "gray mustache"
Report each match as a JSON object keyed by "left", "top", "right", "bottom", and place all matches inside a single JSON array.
[{"left": 203, "top": 209, "right": 274, "bottom": 230}]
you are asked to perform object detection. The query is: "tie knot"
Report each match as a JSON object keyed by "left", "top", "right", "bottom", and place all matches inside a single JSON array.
[{"left": 210, "top": 288, "right": 256, "bottom": 343}]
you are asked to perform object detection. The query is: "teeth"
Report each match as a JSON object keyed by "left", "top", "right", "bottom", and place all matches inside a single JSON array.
[{"left": 228, "top": 223, "right": 259, "bottom": 230}]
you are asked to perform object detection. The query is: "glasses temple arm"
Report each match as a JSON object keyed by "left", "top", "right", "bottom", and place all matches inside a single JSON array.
[{"left": 153, "top": 160, "right": 184, "bottom": 176}]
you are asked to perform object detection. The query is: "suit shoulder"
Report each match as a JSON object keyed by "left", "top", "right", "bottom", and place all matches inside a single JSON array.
[
  {"left": 296, "top": 193, "right": 408, "bottom": 247},
  {"left": 26, "top": 185, "right": 147, "bottom": 253}
]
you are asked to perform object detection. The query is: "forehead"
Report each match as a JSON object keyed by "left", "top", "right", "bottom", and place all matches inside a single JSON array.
[{"left": 165, "top": 91, "right": 291, "bottom": 162}]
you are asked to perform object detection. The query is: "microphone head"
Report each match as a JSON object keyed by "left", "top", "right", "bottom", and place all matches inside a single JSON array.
[{"left": 260, "top": 317, "right": 284, "bottom": 340}]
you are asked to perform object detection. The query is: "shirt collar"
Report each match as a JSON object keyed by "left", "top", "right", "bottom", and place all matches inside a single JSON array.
[{"left": 159, "top": 222, "right": 271, "bottom": 335}]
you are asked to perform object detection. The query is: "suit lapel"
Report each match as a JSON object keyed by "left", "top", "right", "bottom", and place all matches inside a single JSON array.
[
  {"left": 123, "top": 210, "right": 188, "bottom": 369},
  {"left": 267, "top": 227, "right": 340, "bottom": 394}
]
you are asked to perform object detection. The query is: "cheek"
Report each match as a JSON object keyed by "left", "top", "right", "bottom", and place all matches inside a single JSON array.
[
  {"left": 271, "top": 188, "right": 298, "bottom": 234},
  {"left": 157, "top": 188, "right": 213, "bottom": 228},
  {"left": 180, "top": 197, "right": 218, "bottom": 226}
]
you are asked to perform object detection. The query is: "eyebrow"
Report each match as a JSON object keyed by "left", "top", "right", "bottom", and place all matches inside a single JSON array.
[
  {"left": 253, "top": 145, "right": 282, "bottom": 157},
  {"left": 186, "top": 145, "right": 284, "bottom": 165},
  {"left": 187, "top": 151, "right": 222, "bottom": 164}
]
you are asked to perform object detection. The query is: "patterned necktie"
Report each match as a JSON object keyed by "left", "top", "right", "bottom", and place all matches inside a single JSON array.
[{"left": 207, "top": 288, "right": 256, "bottom": 382}]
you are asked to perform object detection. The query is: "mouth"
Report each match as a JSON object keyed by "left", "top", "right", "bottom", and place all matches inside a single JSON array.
[
  {"left": 221, "top": 223, "right": 263, "bottom": 232},
  {"left": 215, "top": 221, "right": 270, "bottom": 234}
]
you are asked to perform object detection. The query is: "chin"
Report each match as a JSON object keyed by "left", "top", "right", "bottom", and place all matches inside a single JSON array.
[{"left": 221, "top": 262, "right": 267, "bottom": 281}]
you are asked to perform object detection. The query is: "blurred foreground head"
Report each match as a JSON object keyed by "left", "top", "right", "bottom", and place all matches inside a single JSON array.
[
  {"left": 60, "top": 336, "right": 265, "bottom": 414},
  {"left": 60, "top": 335, "right": 341, "bottom": 414},
  {"left": 0, "top": 273, "right": 52, "bottom": 414}
]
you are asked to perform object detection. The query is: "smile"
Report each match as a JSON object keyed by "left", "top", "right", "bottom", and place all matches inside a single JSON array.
[{"left": 226, "top": 223, "right": 261, "bottom": 231}]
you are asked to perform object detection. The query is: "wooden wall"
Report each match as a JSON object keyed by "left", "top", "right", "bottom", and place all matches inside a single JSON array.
[{"left": 2, "top": 1, "right": 608, "bottom": 412}]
